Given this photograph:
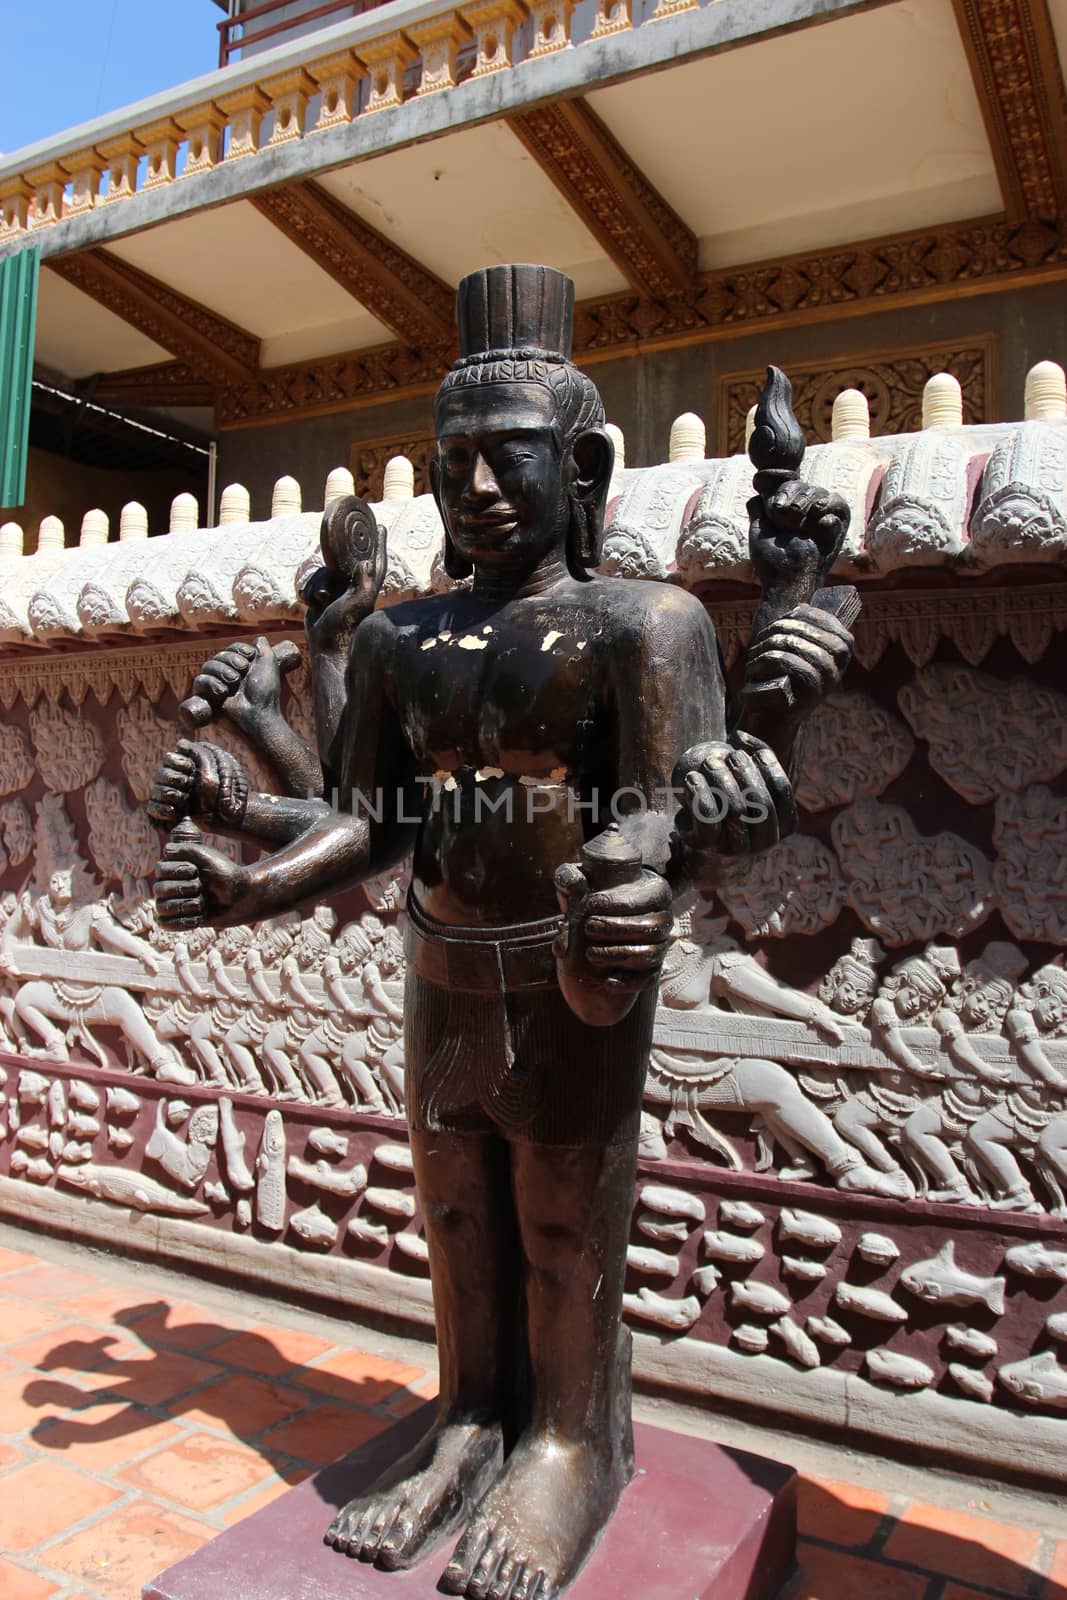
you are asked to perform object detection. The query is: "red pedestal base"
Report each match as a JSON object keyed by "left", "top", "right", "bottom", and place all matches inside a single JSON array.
[{"left": 144, "top": 1407, "right": 796, "bottom": 1600}]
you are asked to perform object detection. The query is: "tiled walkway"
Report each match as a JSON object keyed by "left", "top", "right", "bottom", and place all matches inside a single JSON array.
[{"left": 0, "top": 1222, "right": 1066, "bottom": 1600}]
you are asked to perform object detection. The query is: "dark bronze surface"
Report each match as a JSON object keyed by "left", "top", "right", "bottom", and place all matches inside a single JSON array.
[{"left": 149, "top": 265, "right": 855, "bottom": 1599}]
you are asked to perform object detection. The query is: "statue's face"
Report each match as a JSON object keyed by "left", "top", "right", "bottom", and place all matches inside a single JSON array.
[
  {"left": 49, "top": 870, "right": 73, "bottom": 906},
  {"left": 435, "top": 385, "right": 569, "bottom": 570}
]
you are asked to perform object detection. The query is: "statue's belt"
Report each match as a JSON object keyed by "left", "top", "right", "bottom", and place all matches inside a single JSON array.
[{"left": 405, "top": 896, "right": 561, "bottom": 994}]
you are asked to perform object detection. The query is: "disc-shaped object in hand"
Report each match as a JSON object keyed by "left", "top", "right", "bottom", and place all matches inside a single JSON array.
[{"left": 320, "top": 495, "right": 379, "bottom": 583}]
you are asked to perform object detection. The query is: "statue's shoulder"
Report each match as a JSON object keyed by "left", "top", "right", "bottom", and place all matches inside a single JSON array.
[{"left": 587, "top": 574, "right": 715, "bottom": 639}]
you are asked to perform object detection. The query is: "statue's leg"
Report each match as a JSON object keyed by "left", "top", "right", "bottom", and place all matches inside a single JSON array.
[
  {"left": 337, "top": 1034, "right": 390, "bottom": 1114},
  {"left": 833, "top": 1098, "right": 904, "bottom": 1174},
  {"left": 222, "top": 1023, "right": 267, "bottom": 1093},
  {"left": 261, "top": 1023, "right": 305, "bottom": 1100},
  {"left": 187, "top": 1015, "right": 232, "bottom": 1086},
  {"left": 442, "top": 1132, "right": 638, "bottom": 1600},
  {"left": 12, "top": 982, "right": 69, "bottom": 1058},
  {"left": 98, "top": 990, "right": 196, "bottom": 1083},
  {"left": 966, "top": 1109, "right": 1038, "bottom": 1210},
  {"left": 899, "top": 1102, "right": 974, "bottom": 1201},
  {"left": 325, "top": 1128, "right": 517, "bottom": 1570}
]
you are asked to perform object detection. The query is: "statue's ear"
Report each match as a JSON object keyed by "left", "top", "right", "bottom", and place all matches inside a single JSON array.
[
  {"left": 567, "top": 427, "right": 613, "bottom": 571},
  {"left": 430, "top": 449, "right": 473, "bottom": 580},
  {"left": 571, "top": 427, "right": 614, "bottom": 509}
]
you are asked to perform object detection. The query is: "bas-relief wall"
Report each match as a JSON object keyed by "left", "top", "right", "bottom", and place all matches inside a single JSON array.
[{"left": 214, "top": 283, "right": 1067, "bottom": 510}]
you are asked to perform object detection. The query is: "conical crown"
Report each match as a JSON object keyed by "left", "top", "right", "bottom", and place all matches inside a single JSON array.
[{"left": 456, "top": 264, "right": 574, "bottom": 359}]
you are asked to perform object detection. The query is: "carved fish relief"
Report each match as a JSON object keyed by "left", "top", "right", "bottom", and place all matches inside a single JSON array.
[
  {"left": 639, "top": 1184, "right": 706, "bottom": 1223},
  {"left": 730, "top": 1280, "right": 791, "bottom": 1317},
  {"left": 703, "top": 1231, "right": 764, "bottom": 1265},
  {"left": 310, "top": 1127, "right": 349, "bottom": 1159},
  {"left": 626, "top": 1245, "right": 680, "bottom": 1279},
  {"left": 900, "top": 1242, "right": 1005, "bottom": 1315},
  {"left": 637, "top": 1211, "right": 689, "bottom": 1244},
  {"left": 374, "top": 1142, "right": 415, "bottom": 1173},
  {"left": 866, "top": 1349, "right": 934, "bottom": 1389},
  {"left": 719, "top": 1200, "right": 764, "bottom": 1230},
  {"left": 69, "top": 1080, "right": 100, "bottom": 1111},
  {"left": 105, "top": 1086, "right": 141, "bottom": 1117},
  {"left": 289, "top": 1204, "right": 338, "bottom": 1249},
  {"left": 691, "top": 1265, "right": 721, "bottom": 1296},
  {"left": 834, "top": 1283, "right": 908, "bottom": 1323},
  {"left": 949, "top": 1363, "right": 994, "bottom": 1403},
  {"left": 998, "top": 1350, "right": 1067, "bottom": 1409},
  {"left": 857, "top": 1233, "right": 900, "bottom": 1267},
  {"left": 807, "top": 1315, "right": 851, "bottom": 1347},
  {"left": 733, "top": 1324, "right": 769, "bottom": 1353},
  {"left": 288, "top": 1155, "right": 368, "bottom": 1199},
  {"left": 772, "top": 1316, "right": 820, "bottom": 1369},
  {"left": 778, "top": 1210, "right": 842, "bottom": 1249},
  {"left": 55, "top": 1162, "right": 210, "bottom": 1215},
  {"left": 219, "top": 1098, "right": 255, "bottom": 1194},
  {"left": 348, "top": 1216, "right": 390, "bottom": 1248},
  {"left": 944, "top": 1324, "right": 997, "bottom": 1360},
  {"left": 780, "top": 1256, "right": 827, "bottom": 1283},
  {"left": 365, "top": 1186, "right": 416, "bottom": 1219},
  {"left": 623, "top": 1287, "right": 701, "bottom": 1330},
  {"left": 1004, "top": 1243, "right": 1067, "bottom": 1282},
  {"left": 255, "top": 1110, "right": 287, "bottom": 1232}
]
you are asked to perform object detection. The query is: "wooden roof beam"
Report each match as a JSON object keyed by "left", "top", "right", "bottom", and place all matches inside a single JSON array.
[
  {"left": 508, "top": 98, "right": 698, "bottom": 298},
  {"left": 252, "top": 180, "right": 456, "bottom": 345},
  {"left": 952, "top": 0, "right": 1067, "bottom": 220},
  {"left": 47, "top": 248, "right": 260, "bottom": 385}
]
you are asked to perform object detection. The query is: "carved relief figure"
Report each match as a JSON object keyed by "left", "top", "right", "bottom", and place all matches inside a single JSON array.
[
  {"left": 0, "top": 871, "right": 193, "bottom": 1083},
  {"left": 150, "top": 268, "right": 854, "bottom": 1595}
]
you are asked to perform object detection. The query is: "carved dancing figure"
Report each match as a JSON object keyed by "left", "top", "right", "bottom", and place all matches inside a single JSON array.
[
  {"left": 150, "top": 268, "right": 855, "bottom": 1597},
  {"left": 1, "top": 870, "right": 194, "bottom": 1082},
  {"left": 901, "top": 942, "right": 1025, "bottom": 1206}
]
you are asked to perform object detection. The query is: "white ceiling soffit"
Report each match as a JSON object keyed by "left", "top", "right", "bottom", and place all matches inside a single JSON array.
[
  {"left": 315, "top": 123, "right": 628, "bottom": 304},
  {"left": 34, "top": 269, "right": 171, "bottom": 379},
  {"left": 588, "top": 0, "right": 1002, "bottom": 270},
  {"left": 105, "top": 199, "right": 391, "bottom": 367}
]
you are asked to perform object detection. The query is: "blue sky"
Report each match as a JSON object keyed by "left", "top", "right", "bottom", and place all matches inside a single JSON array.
[{"left": 1, "top": 1, "right": 220, "bottom": 156}]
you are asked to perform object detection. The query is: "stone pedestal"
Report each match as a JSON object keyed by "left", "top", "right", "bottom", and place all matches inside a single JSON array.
[{"left": 144, "top": 1408, "right": 796, "bottom": 1600}]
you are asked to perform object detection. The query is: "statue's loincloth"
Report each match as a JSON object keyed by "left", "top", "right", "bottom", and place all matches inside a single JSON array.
[{"left": 404, "top": 895, "right": 655, "bottom": 1145}]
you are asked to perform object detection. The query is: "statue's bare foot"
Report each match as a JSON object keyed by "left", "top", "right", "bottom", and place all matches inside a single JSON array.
[
  {"left": 837, "top": 1163, "right": 914, "bottom": 1201},
  {"left": 325, "top": 1416, "right": 503, "bottom": 1570},
  {"left": 441, "top": 1431, "right": 627, "bottom": 1599}
]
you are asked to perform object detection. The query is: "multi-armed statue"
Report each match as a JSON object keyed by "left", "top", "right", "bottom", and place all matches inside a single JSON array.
[{"left": 150, "top": 264, "right": 856, "bottom": 1598}]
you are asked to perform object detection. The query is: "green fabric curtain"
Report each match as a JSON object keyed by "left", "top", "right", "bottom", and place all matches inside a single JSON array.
[{"left": 0, "top": 245, "right": 40, "bottom": 509}]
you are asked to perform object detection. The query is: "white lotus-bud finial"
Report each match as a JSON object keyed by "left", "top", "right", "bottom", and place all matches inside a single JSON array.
[
  {"left": 605, "top": 422, "right": 625, "bottom": 474},
  {"left": 1024, "top": 360, "right": 1067, "bottom": 421},
  {"left": 169, "top": 492, "right": 199, "bottom": 534},
  {"left": 219, "top": 483, "right": 251, "bottom": 525},
  {"left": 668, "top": 412, "right": 705, "bottom": 463},
  {"left": 79, "top": 508, "right": 109, "bottom": 547},
  {"left": 119, "top": 501, "right": 149, "bottom": 541},
  {"left": 382, "top": 456, "right": 415, "bottom": 502},
  {"left": 831, "top": 388, "right": 871, "bottom": 441},
  {"left": 271, "top": 475, "right": 301, "bottom": 517},
  {"left": 0, "top": 521, "right": 24, "bottom": 558},
  {"left": 922, "top": 372, "right": 963, "bottom": 429},
  {"left": 37, "top": 515, "right": 65, "bottom": 552},
  {"left": 744, "top": 405, "right": 758, "bottom": 450},
  {"left": 324, "top": 466, "right": 355, "bottom": 507}
]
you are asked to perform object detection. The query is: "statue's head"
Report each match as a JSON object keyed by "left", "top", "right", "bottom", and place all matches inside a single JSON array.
[
  {"left": 49, "top": 869, "right": 73, "bottom": 906},
  {"left": 432, "top": 265, "right": 612, "bottom": 580}
]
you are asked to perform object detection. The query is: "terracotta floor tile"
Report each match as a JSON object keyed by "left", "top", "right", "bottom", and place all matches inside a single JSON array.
[
  {"left": 92, "top": 1350, "right": 223, "bottom": 1407},
  {"left": 0, "top": 1555, "right": 59, "bottom": 1600},
  {"left": 118, "top": 1431, "right": 278, "bottom": 1512},
  {"left": 300, "top": 1348, "right": 425, "bottom": 1405},
  {"left": 0, "top": 1368, "right": 75, "bottom": 1434},
  {"left": 260, "top": 1402, "right": 392, "bottom": 1467},
  {"left": 43, "top": 1502, "right": 213, "bottom": 1600},
  {"left": 0, "top": 1458, "right": 121, "bottom": 1552},
  {"left": 33, "top": 1403, "right": 184, "bottom": 1471},
  {"left": 6, "top": 1322, "right": 144, "bottom": 1377},
  {"left": 784, "top": 1542, "right": 929, "bottom": 1600},
  {"left": 58, "top": 1288, "right": 159, "bottom": 1327},
  {"left": 0, "top": 1438, "right": 23, "bottom": 1470},
  {"left": 1042, "top": 1540, "right": 1067, "bottom": 1593},
  {"left": 167, "top": 1371, "right": 311, "bottom": 1438},
  {"left": 220, "top": 1465, "right": 313, "bottom": 1526},
  {"left": 882, "top": 1501, "right": 1042, "bottom": 1596},
  {"left": 208, "top": 1325, "right": 335, "bottom": 1378},
  {"left": 123, "top": 1301, "right": 250, "bottom": 1352},
  {"left": 798, "top": 1475, "right": 892, "bottom": 1549},
  {"left": 2, "top": 1266, "right": 101, "bottom": 1303},
  {"left": 0, "top": 1299, "right": 62, "bottom": 1345},
  {"left": 0, "top": 1245, "right": 40, "bottom": 1275}
]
